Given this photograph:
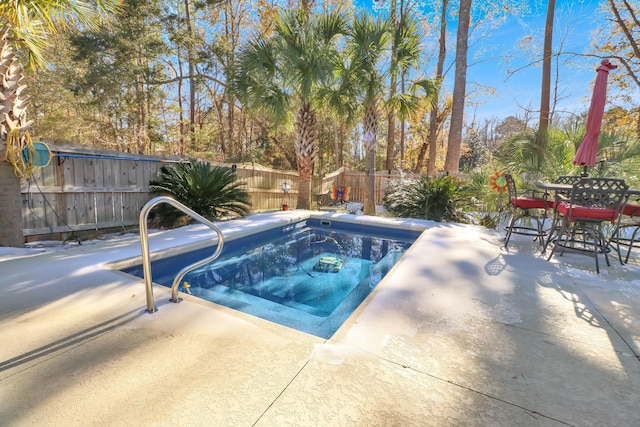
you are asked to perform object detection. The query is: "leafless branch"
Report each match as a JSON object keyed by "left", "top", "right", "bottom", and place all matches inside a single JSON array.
[
  {"left": 621, "top": 0, "right": 640, "bottom": 28},
  {"left": 149, "top": 74, "right": 227, "bottom": 87},
  {"left": 607, "top": 0, "right": 640, "bottom": 59},
  {"left": 563, "top": 51, "right": 640, "bottom": 89}
]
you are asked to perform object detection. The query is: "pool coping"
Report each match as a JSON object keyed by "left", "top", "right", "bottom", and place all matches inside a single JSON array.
[{"left": 105, "top": 211, "right": 432, "bottom": 271}]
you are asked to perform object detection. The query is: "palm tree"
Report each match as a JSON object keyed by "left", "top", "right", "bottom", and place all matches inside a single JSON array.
[
  {"left": 391, "top": 13, "right": 434, "bottom": 169},
  {"left": 346, "top": 13, "right": 392, "bottom": 216},
  {"left": 318, "top": 57, "right": 361, "bottom": 170},
  {"left": 233, "top": 10, "right": 347, "bottom": 210},
  {"left": 0, "top": 0, "right": 122, "bottom": 247},
  {"left": 385, "top": 4, "right": 422, "bottom": 171}
]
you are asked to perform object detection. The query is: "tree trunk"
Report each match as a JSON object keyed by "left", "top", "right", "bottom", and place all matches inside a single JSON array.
[
  {"left": 0, "top": 27, "right": 27, "bottom": 247},
  {"left": 363, "top": 99, "right": 379, "bottom": 216},
  {"left": 294, "top": 103, "right": 318, "bottom": 210},
  {"left": 399, "top": 73, "right": 406, "bottom": 170},
  {"left": 414, "top": 136, "right": 428, "bottom": 174},
  {"left": 184, "top": 0, "right": 197, "bottom": 149},
  {"left": 427, "top": 0, "right": 448, "bottom": 175},
  {"left": 0, "top": 160, "right": 24, "bottom": 247},
  {"left": 177, "top": 55, "right": 185, "bottom": 155},
  {"left": 297, "top": 172, "right": 312, "bottom": 210},
  {"left": 334, "top": 121, "right": 344, "bottom": 168},
  {"left": 538, "top": 0, "right": 555, "bottom": 140},
  {"left": 364, "top": 148, "right": 376, "bottom": 215},
  {"left": 385, "top": 0, "right": 398, "bottom": 172},
  {"left": 444, "top": 0, "right": 472, "bottom": 174},
  {"left": 385, "top": 87, "right": 396, "bottom": 172}
]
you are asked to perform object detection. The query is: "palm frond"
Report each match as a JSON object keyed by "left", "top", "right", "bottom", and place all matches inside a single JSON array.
[{"left": 0, "top": 0, "right": 122, "bottom": 68}]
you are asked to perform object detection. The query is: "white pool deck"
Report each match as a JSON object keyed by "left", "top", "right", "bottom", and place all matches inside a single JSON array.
[{"left": 1, "top": 210, "right": 639, "bottom": 426}]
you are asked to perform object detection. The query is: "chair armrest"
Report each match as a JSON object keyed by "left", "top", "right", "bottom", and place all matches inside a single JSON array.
[
  {"left": 554, "top": 193, "right": 569, "bottom": 203},
  {"left": 521, "top": 188, "right": 548, "bottom": 199}
]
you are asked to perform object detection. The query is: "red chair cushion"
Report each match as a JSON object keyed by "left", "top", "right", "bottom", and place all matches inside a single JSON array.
[
  {"left": 556, "top": 202, "right": 617, "bottom": 222},
  {"left": 512, "top": 196, "right": 548, "bottom": 210},
  {"left": 622, "top": 203, "right": 640, "bottom": 217}
]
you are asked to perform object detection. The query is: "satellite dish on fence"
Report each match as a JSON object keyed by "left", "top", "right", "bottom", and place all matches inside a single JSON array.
[{"left": 22, "top": 141, "right": 52, "bottom": 167}]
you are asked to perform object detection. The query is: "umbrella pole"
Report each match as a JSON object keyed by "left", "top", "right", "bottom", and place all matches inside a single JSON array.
[{"left": 581, "top": 165, "right": 589, "bottom": 177}]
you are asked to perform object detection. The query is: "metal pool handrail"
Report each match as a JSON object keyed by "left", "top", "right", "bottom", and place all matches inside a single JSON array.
[{"left": 139, "top": 196, "right": 224, "bottom": 313}]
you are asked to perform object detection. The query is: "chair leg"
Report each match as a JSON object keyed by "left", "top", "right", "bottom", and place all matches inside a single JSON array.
[
  {"left": 624, "top": 227, "right": 640, "bottom": 264},
  {"left": 534, "top": 216, "right": 546, "bottom": 246},
  {"left": 608, "top": 224, "right": 640, "bottom": 265},
  {"left": 618, "top": 226, "right": 640, "bottom": 264},
  {"left": 533, "top": 210, "right": 546, "bottom": 246},
  {"left": 583, "top": 227, "right": 602, "bottom": 274},
  {"left": 542, "top": 212, "right": 560, "bottom": 253},
  {"left": 610, "top": 225, "right": 625, "bottom": 265},
  {"left": 547, "top": 221, "right": 569, "bottom": 261},
  {"left": 593, "top": 230, "right": 600, "bottom": 274},
  {"left": 547, "top": 221, "right": 607, "bottom": 273},
  {"left": 503, "top": 214, "right": 518, "bottom": 248},
  {"left": 504, "top": 209, "right": 548, "bottom": 250},
  {"left": 597, "top": 225, "right": 611, "bottom": 268},
  {"left": 504, "top": 212, "right": 530, "bottom": 248}
]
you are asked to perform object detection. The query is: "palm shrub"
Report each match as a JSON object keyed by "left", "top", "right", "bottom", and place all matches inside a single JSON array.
[
  {"left": 465, "top": 168, "right": 509, "bottom": 229},
  {"left": 149, "top": 161, "right": 251, "bottom": 227},
  {"left": 384, "top": 175, "right": 467, "bottom": 222},
  {"left": 493, "top": 128, "right": 580, "bottom": 183}
]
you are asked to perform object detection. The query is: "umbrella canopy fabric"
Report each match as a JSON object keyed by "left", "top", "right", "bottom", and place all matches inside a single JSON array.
[{"left": 573, "top": 59, "right": 617, "bottom": 167}]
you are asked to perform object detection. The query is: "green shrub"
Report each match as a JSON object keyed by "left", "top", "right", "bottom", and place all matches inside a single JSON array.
[
  {"left": 149, "top": 160, "right": 251, "bottom": 227},
  {"left": 384, "top": 174, "right": 467, "bottom": 222}
]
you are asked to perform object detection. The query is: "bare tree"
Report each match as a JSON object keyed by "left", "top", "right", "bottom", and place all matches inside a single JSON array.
[
  {"left": 587, "top": 0, "right": 640, "bottom": 130},
  {"left": 444, "top": 0, "right": 472, "bottom": 173},
  {"left": 538, "top": 0, "right": 556, "bottom": 142}
]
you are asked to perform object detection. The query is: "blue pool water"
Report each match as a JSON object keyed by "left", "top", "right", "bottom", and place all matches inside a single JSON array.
[{"left": 123, "top": 219, "right": 421, "bottom": 338}]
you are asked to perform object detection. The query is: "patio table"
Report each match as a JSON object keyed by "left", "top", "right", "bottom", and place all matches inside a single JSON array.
[
  {"left": 535, "top": 181, "right": 572, "bottom": 193},
  {"left": 535, "top": 181, "right": 640, "bottom": 196},
  {"left": 539, "top": 178, "right": 629, "bottom": 272},
  {"left": 535, "top": 181, "right": 639, "bottom": 252}
]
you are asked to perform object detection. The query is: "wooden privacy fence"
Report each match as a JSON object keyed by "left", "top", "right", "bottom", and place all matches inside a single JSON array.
[
  {"left": 22, "top": 145, "right": 175, "bottom": 240},
  {"left": 341, "top": 170, "right": 420, "bottom": 204},
  {"left": 20, "top": 145, "right": 420, "bottom": 241}
]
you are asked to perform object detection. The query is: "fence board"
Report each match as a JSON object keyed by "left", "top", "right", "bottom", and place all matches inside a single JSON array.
[
  {"left": 19, "top": 145, "right": 424, "bottom": 240},
  {"left": 95, "top": 192, "right": 110, "bottom": 224}
]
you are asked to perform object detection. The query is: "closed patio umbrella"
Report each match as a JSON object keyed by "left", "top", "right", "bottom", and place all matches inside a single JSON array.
[{"left": 573, "top": 59, "right": 617, "bottom": 174}]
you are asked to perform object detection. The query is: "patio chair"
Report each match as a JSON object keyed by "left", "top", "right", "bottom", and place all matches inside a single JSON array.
[
  {"left": 542, "top": 175, "right": 582, "bottom": 249},
  {"left": 608, "top": 198, "right": 640, "bottom": 264},
  {"left": 503, "top": 174, "right": 550, "bottom": 249},
  {"left": 553, "top": 175, "right": 581, "bottom": 196},
  {"left": 546, "top": 178, "right": 628, "bottom": 273},
  {"left": 554, "top": 175, "right": 582, "bottom": 185}
]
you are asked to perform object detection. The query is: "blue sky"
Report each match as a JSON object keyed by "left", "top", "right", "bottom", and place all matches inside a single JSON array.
[
  {"left": 363, "top": 0, "right": 624, "bottom": 124},
  {"left": 462, "top": 0, "right": 606, "bottom": 124}
]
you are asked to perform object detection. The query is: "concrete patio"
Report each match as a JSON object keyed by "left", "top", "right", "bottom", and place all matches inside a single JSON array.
[{"left": 0, "top": 211, "right": 639, "bottom": 426}]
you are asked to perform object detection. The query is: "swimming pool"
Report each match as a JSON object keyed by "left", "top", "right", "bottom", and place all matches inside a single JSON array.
[{"left": 122, "top": 218, "right": 422, "bottom": 338}]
